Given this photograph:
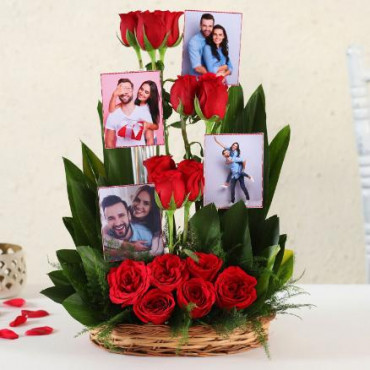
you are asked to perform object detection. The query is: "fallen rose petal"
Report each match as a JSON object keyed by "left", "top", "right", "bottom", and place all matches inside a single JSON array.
[
  {"left": 25, "top": 326, "right": 53, "bottom": 336},
  {"left": 21, "top": 310, "right": 49, "bottom": 318},
  {"left": 10, "top": 315, "right": 27, "bottom": 327},
  {"left": 0, "top": 329, "right": 19, "bottom": 340},
  {"left": 3, "top": 298, "right": 26, "bottom": 307}
]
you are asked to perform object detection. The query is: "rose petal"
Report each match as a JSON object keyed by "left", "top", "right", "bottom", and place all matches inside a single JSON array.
[
  {"left": 25, "top": 326, "right": 53, "bottom": 336},
  {"left": 21, "top": 310, "right": 49, "bottom": 318},
  {"left": 10, "top": 315, "right": 27, "bottom": 327},
  {"left": 3, "top": 298, "right": 26, "bottom": 307},
  {"left": 0, "top": 329, "right": 19, "bottom": 340}
]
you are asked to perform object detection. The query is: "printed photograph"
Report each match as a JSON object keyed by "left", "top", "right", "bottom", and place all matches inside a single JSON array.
[
  {"left": 181, "top": 10, "right": 242, "bottom": 85},
  {"left": 204, "top": 134, "right": 264, "bottom": 208},
  {"left": 98, "top": 184, "right": 163, "bottom": 262},
  {"left": 101, "top": 71, "right": 164, "bottom": 148}
]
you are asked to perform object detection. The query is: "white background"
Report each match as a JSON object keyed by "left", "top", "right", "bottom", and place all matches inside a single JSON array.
[
  {"left": 0, "top": 0, "right": 367, "bottom": 285},
  {"left": 181, "top": 10, "right": 242, "bottom": 85},
  {"left": 204, "top": 134, "right": 263, "bottom": 208}
]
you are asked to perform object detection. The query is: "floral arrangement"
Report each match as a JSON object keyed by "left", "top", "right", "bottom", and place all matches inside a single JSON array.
[{"left": 42, "top": 9, "right": 308, "bottom": 355}]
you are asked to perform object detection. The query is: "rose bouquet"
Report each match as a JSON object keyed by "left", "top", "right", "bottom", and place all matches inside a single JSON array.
[{"left": 42, "top": 9, "right": 309, "bottom": 357}]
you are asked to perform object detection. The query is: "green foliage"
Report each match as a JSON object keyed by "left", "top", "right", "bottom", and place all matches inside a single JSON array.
[
  {"left": 220, "top": 201, "right": 253, "bottom": 271},
  {"left": 188, "top": 203, "right": 223, "bottom": 256},
  {"left": 40, "top": 286, "right": 75, "bottom": 304}
]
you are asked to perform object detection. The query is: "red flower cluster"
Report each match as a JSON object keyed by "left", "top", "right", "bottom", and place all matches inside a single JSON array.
[
  {"left": 170, "top": 73, "right": 229, "bottom": 119},
  {"left": 107, "top": 253, "right": 257, "bottom": 324},
  {"left": 119, "top": 11, "right": 183, "bottom": 49},
  {"left": 0, "top": 299, "right": 52, "bottom": 340},
  {"left": 143, "top": 155, "right": 204, "bottom": 209}
]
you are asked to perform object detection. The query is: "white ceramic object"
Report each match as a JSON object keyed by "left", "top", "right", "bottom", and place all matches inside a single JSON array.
[{"left": 0, "top": 243, "right": 26, "bottom": 299}]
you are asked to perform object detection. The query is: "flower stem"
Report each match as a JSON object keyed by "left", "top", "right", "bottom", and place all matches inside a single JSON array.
[
  {"left": 133, "top": 46, "right": 144, "bottom": 70},
  {"left": 181, "top": 115, "right": 192, "bottom": 159},
  {"left": 159, "top": 47, "right": 167, "bottom": 64},
  {"left": 166, "top": 210, "right": 175, "bottom": 252},
  {"left": 205, "top": 120, "right": 214, "bottom": 134},
  {"left": 147, "top": 49, "right": 157, "bottom": 70},
  {"left": 164, "top": 119, "right": 170, "bottom": 155},
  {"left": 183, "top": 202, "right": 191, "bottom": 244}
]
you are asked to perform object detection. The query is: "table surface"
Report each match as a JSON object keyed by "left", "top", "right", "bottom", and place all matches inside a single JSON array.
[{"left": 0, "top": 284, "right": 370, "bottom": 370}]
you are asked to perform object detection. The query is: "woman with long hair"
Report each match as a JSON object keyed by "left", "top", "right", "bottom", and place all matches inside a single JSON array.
[
  {"left": 134, "top": 80, "right": 160, "bottom": 145},
  {"left": 108, "top": 80, "right": 160, "bottom": 145},
  {"left": 130, "top": 185, "right": 163, "bottom": 256},
  {"left": 203, "top": 25, "right": 233, "bottom": 79}
]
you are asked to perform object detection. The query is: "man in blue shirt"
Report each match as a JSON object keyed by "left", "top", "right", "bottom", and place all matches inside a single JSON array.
[
  {"left": 188, "top": 13, "right": 215, "bottom": 76},
  {"left": 222, "top": 149, "right": 250, "bottom": 206},
  {"left": 101, "top": 195, "right": 153, "bottom": 261}
]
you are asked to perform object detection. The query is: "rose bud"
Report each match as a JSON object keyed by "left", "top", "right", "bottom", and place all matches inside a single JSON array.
[
  {"left": 119, "top": 11, "right": 140, "bottom": 47},
  {"left": 178, "top": 159, "right": 204, "bottom": 202},
  {"left": 165, "top": 12, "right": 183, "bottom": 47},
  {"left": 170, "top": 75, "right": 198, "bottom": 116},
  {"left": 196, "top": 73, "right": 228, "bottom": 120},
  {"left": 143, "top": 155, "right": 176, "bottom": 183}
]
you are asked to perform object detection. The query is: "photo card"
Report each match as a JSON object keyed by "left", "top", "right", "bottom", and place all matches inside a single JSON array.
[
  {"left": 101, "top": 71, "right": 164, "bottom": 149},
  {"left": 98, "top": 183, "right": 163, "bottom": 262},
  {"left": 181, "top": 10, "right": 242, "bottom": 85},
  {"left": 204, "top": 134, "right": 264, "bottom": 209}
]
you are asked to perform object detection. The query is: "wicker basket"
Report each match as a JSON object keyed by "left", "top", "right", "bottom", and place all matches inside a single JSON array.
[{"left": 90, "top": 315, "right": 274, "bottom": 356}]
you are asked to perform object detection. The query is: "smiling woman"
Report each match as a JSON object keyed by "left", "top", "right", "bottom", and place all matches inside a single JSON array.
[{"left": 98, "top": 184, "right": 163, "bottom": 262}]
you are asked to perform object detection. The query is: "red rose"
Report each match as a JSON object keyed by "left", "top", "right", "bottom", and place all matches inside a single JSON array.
[
  {"left": 170, "top": 75, "right": 198, "bottom": 115},
  {"left": 215, "top": 267, "right": 257, "bottom": 310},
  {"left": 149, "top": 254, "right": 188, "bottom": 292},
  {"left": 119, "top": 11, "right": 139, "bottom": 47},
  {"left": 107, "top": 260, "right": 150, "bottom": 307},
  {"left": 143, "top": 155, "right": 176, "bottom": 183},
  {"left": 165, "top": 12, "right": 183, "bottom": 47},
  {"left": 133, "top": 288, "right": 175, "bottom": 324},
  {"left": 178, "top": 159, "right": 204, "bottom": 201},
  {"left": 186, "top": 253, "right": 223, "bottom": 281},
  {"left": 197, "top": 73, "right": 228, "bottom": 119},
  {"left": 177, "top": 278, "right": 216, "bottom": 319},
  {"left": 136, "top": 11, "right": 169, "bottom": 50},
  {"left": 153, "top": 169, "right": 186, "bottom": 209}
]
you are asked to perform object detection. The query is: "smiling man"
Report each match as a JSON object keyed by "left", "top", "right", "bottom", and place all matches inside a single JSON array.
[
  {"left": 101, "top": 195, "right": 153, "bottom": 261},
  {"left": 188, "top": 13, "right": 215, "bottom": 75},
  {"left": 105, "top": 78, "right": 153, "bottom": 148}
]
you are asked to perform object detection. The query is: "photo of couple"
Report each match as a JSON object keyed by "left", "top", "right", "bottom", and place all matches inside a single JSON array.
[
  {"left": 98, "top": 184, "right": 163, "bottom": 262},
  {"left": 203, "top": 134, "right": 264, "bottom": 209},
  {"left": 182, "top": 10, "right": 242, "bottom": 85},
  {"left": 101, "top": 71, "right": 164, "bottom": 148}
]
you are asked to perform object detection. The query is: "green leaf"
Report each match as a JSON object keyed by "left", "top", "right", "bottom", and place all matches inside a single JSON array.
[
  {"left": 252, "top": 215, "right": 280, "bottom": 256},
  {"left": 76, "top": 246, "right": 110, "bottom": 305},
  {"left": 48, "top": 270, "right": 71, "bottom": 287},
  {"left": 266, "top": 125, "right": 290, "bottom": 214},
  {"left": 64, "top": 158, "right": 100, "bottom": 249},
  {"left": 62, "top": 293, "right": 102, "bottom": 326},
  {"left": 40, "top": 286, "right": 75, "bottom": 304},
  {"left": 220, "top": 85, "right": 244, "bottom": 133},
  {"left": 82, "top": 141, "right": 106, "bottom": 184},
  {"left": 189, "top": 141, "right": 204, "bottom": 157},
  {"left": 62, "top": 217, "right": 78, "bottom": 246},
  {"left": 277, "top": 249, "right": 294, "bottom": 286},
  {"left": 126, "top": 29, "right": 138, "bottom": 47},
  {"left": 256, "top": 245, "right": 280, "bottom": 296},
  {"left": 168, "top": 121, "right": 182, "bottom": 129},
  {"left": 273, "top": 234, "right": 287, "bottom": 274},
  {"left": 220, "top": 201, "right": 253, "bottom": 270},
  {"left": 189, "top": 203, "right": 222, "bottom": 256},
  {"left": 183, "top": 249, "right": 199, "bottom": 263},
  {"left": 97, "top": 102, "right": 134, "bottom": 185},
  {"left": 56, "top": 249, "right": 89, "bottom": 301}
]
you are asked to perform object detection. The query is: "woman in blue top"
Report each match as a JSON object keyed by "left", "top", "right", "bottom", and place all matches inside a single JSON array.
[{"left": 203, "top": 25, "right": 233, "bottom": 79}]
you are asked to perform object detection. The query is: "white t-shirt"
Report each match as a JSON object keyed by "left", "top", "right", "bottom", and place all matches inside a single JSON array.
[{"left": 105, "top": 104, "right": 152, "bottom": 147}]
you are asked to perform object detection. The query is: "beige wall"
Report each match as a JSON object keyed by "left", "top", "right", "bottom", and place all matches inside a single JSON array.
[{"left": 0, "top": 0, "right": 367, "bottom": 286}]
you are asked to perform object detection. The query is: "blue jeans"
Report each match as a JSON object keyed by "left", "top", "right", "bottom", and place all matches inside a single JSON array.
[
  {"left": 230, "top": 176, "right": 250, "bottom": 202},
  {"left": 226, "top": 171, "right": 250, "bottom": 183}
]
